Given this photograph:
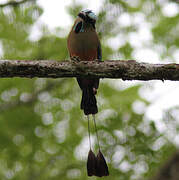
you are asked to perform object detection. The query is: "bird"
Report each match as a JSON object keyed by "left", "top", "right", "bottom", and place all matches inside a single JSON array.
[
  {"left": 67, "top": 9, "right": 109, "bottom": 177},
  {"left": 67, "top": 9, "right": 101, "bottom": 116}
]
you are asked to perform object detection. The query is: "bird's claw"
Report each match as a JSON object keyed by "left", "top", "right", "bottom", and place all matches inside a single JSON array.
[{"left": 71, "top": 56, "right": 81, "bottom": 62}]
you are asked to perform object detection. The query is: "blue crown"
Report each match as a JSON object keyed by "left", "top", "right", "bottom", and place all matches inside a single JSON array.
[{"left": 82, "top": 9, "right": 97, "bottom": 20}]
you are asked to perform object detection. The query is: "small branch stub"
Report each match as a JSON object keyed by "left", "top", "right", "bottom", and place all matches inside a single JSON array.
[{"left": 0, "top": 60, "right": 179, "bottom": 81}]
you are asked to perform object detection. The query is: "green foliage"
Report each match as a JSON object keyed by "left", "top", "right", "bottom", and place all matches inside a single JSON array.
[{"left": 0, "top": 0, "right": 179, "bottom": 180}]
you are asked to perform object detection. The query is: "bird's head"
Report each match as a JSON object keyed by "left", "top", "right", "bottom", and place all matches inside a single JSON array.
[
  {"left": 72, "top": 9, "right": 97, "bottom": 33},
  {"left": 78, "top": 9, "right": 97, "bottom": 27}
]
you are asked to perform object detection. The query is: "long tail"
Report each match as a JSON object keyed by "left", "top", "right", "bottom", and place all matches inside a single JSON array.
[{"left": 81, "top": 88, "right": 98, "bottom": 115}]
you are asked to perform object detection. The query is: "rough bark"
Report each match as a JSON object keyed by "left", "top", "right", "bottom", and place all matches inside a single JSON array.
[{"left": 0, "top": 60, "right": 179, "bottom": 81}]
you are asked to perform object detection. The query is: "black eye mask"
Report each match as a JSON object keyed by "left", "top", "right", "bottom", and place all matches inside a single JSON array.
[{"left": 78, "top": 13, "right": 86, "bottom": 21}]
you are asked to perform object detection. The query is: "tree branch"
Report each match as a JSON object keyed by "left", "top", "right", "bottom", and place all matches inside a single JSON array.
[
  {"left": 0, "top": 60, "right": 179, "bottom": 81},
  {"left": 0, "top": 0, "right": 33, "bottom": 8}
]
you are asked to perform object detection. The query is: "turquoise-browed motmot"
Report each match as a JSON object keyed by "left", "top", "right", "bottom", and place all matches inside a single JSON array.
[{"left": 67, "top": 9, "right": 109, "bottom": 177}]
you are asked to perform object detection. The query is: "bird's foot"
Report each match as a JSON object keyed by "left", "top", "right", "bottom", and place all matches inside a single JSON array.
[{"left": 71, "top": 56, "right": 81, "bottom": 62}]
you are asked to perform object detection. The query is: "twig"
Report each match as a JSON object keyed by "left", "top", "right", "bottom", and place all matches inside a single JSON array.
[{"left": 0, "top": 0, "right": 33, "bottom": 8}]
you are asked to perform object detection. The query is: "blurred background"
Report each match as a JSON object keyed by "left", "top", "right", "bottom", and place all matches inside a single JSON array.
[{"left": 0, "top": 0, "right": 179, "bottom": 179}]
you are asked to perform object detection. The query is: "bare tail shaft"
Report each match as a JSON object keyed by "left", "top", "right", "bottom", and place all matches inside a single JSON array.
[{"left": 92, "top": 114, "right": 100, "bottom": 150}]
